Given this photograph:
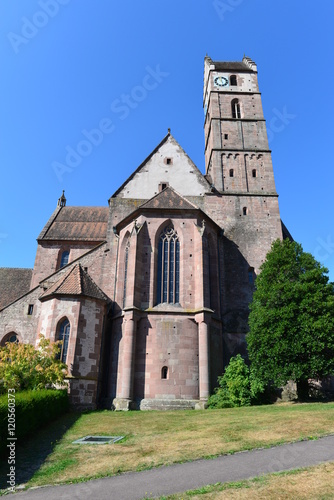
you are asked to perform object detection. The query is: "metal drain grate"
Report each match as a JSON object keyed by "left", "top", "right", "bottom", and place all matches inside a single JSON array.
[{"left": 72, "top": 435, "right": 124, "bottom": 445}]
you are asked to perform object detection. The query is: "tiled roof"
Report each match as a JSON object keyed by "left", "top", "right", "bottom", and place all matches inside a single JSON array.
[
  {"left": 0, "top": 268, "right": 33, "bottom": 310},
  {"left": 139, "top": 186, "right": 198, "bottom": 210},
  {"left": 38, "top": 207, "right": 109, "bottom": 241},
  {"left": 213, "top": 61, "right": 250, "bottom": 71},
  {"left": 40, "top": 264, "right": 109, "bottom": 302}
]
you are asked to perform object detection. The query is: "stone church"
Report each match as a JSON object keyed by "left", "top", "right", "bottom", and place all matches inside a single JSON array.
[{"left": 0, "top": 56, "right": 289, "bottom": 410}]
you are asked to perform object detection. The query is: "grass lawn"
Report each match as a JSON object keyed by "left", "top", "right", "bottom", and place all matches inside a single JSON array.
[
  {"left": 160, "top": 462, "right": 334, "bottom": 499},
  {"left": 0, "top": 402, "right": 334, "bottom": 491}
]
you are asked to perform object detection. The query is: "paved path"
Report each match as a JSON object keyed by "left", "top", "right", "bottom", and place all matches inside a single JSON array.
[{"left": 8, "top": 435, "right": 334, "bottom": 499}]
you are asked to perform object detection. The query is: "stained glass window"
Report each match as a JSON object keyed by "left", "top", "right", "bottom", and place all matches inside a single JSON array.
[
  {"left": 57, "top": 319, "right": 70, "bottom": 363},
  {"left": 157, "top": 226, "right": 180, "bottom": 304}
]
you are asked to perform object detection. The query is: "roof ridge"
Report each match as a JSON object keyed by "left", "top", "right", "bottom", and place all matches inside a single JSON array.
[
  {"left": 110, "top": 132, "right": 171, "bottom": 199},
  {"left": 37, "top": 206, "right": 63, "bottom": 240}
]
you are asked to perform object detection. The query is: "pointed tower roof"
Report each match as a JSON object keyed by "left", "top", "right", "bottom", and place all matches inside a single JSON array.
[{"left": 40, "top": 264, "right": 109, "bottom": 302}]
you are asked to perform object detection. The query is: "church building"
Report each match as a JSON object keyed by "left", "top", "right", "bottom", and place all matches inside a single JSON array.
[{"left": 0, "top": 56, "right": 289, "bottom": 410}]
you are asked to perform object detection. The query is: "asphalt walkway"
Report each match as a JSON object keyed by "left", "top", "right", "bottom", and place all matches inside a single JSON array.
[{"left": 8, "top": 434, "right": 334, "bottom": 499}]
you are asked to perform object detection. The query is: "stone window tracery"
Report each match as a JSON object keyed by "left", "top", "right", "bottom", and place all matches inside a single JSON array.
[{"left": 157, "top": 226, "right": 180, "bottom": 304}]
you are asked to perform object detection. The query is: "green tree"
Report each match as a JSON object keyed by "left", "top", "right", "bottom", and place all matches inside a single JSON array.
[
  {"left": 247, "top": 239, "right": 334, "bottom": 399},
  {"left": 0, "top": 335, "right": 68, "bottom": 393}
]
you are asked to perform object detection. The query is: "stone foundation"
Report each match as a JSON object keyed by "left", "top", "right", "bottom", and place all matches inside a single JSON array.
[{"left": 137, "top": 398, "right": 199, "bottom": 411}]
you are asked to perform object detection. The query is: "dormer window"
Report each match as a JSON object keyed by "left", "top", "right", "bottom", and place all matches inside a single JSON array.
[{"left": 230, "top": 75, "right": 237, "bottom": 86}]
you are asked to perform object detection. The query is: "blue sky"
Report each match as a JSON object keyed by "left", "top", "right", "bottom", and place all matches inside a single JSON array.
[{"left": 0, "top": 1, "right": 333, "bottom": 281}]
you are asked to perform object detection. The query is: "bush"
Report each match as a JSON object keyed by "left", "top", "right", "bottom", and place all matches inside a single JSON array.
[
  {"left": 208, "top": 355, "right": 266, "bottom": 408},
  {"left": 0, "top": 389, "right": 69, "bottom": 455},
  {"left": 0, "top": 335, "right": 68, "bottom": 394},
  {"left": 208, "top": 355, "right": 252, "bottom": 408}
]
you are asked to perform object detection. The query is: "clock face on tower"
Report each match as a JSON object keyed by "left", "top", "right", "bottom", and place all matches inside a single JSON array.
[{"left": 214, "top": 76, "right": 229, "bottom": 87}]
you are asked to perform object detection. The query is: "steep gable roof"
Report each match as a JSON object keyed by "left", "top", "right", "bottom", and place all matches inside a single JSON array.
[
  {"left": 114, "top": 186, "right": 222, "bottom": 233},
  {"left": 38, "top": 206, "right": 109, "bottom": 242},
  {"left": 139, "top": 186, "right": 198, "bottom": 210},
  {"left": 40, "top": 264, "right": 109, "bottom": 302},
  {"left": 0, "top": 268, "right": 33, "bottom": 310},
  {"left": 111, "top": 131, "right": 211, "bottom": 200}
]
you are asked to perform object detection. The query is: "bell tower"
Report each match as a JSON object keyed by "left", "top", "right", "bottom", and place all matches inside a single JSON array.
[
  {"left": 203, "top": 55, "right": 277, "bottom": 195},
  {"left": 203, "top": 56, "right": 284, "bottom": 363}
]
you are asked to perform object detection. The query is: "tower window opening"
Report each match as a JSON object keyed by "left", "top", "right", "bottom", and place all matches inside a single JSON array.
[
  {"left": 243, "top": 207, "right": 248, "bottom": 216},
  {"left": 252, "top": 169, "right": 257, "bottom": 178},
  {"left": 161, "top": 366, "right": 168, "bottom": 379},
  {"left": 229, "top": 169, "right": 234, "bottom": 178},
  {"left": 224, "top": 134, "right": 229, "bottom": 140},
  {"left": 230, "top": 75, "right": 237, "bottom": 86},
  {"left": 28, "top": 304, "right": 34, "bottom": 315},
  {"left": 231, "top": 99, "right": 241, "bottom": 119}
]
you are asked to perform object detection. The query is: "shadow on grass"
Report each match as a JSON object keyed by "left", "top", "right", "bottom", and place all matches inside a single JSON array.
[{"left": 0, "top": 411, "right": 81, "bottom": 490}]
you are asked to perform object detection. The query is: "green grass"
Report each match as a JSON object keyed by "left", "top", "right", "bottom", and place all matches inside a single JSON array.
[
  {"left": 159, "top": 462, "right": 334, "bottom": 499},
  {"left": 0, "top": 402, "right": 334, "bottom": 492}
]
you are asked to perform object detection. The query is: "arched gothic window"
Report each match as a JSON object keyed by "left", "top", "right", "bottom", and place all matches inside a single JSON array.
[
  {"left": 1, "top": 332, "right": 19, "bottom": 346},
  {"left": 123, "top": 241, "right": 130, "bottom": 309},
  {"left": 60, "top": 251, "right": 69, "bottom": 268},
  {"left": 57, "top": 319, "right": 70, "bottom": 364},
  {"left": 231, "top": 99, "right": 241, "bottom": 119},
  {"left": 161, "top": 366, "right": 168, "bottom": 379},
  {"left": 157, "top": 226, "right": 180, "bottom": 304}
]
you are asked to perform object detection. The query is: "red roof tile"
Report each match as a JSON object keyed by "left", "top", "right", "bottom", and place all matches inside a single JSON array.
[
  {"left": 40, "top": 264, "right": 109, "bottom": 302},
  {"left": 0, "top": 268, "right": 33, "bottom": 310},
  {"left": 38, "top": 207, "right": 109, "bottom": 241}
]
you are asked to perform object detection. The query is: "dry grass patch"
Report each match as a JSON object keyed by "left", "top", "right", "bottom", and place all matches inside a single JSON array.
[
  {"left": 164, "top": 462, "right": 334, "bottom": 499},
  {"left": 1, "top": 402, "right": 334, "bottom": 490}
]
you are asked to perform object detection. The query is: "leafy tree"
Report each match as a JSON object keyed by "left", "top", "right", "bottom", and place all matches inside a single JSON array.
[
  {"left": 0, "top": 335, "right": 68, "bottom": 394},
  {"left": 247, "top": 239, "right": 334, "bottom": 399},
  {"left": 208, "top": 355, "right": 255, "bottom": 408}
]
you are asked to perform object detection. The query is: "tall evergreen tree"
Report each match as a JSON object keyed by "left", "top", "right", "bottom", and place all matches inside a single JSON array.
[{"left": 247, "top": 239, "right": 334, "bottom": 399}]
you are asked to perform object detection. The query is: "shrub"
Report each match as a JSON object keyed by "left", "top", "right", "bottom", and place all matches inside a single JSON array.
[
  {"left": 0, "top": 389, "right": 69, "bottom": 455},
  {"left": 0, "top": 335, "right": 67, "bottom": 394},
  {"left": 208, "top": 355, "right": 252, "bottom": 408}
]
